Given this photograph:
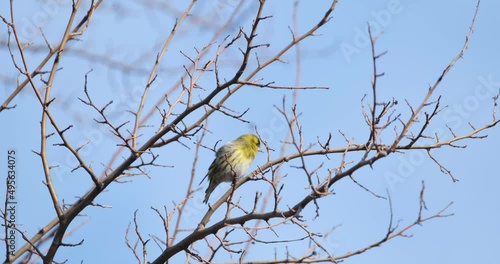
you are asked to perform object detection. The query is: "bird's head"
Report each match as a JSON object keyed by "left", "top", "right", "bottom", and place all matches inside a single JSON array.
[{"left": 238, "top": 134, "right": 260, "bottom": 157}]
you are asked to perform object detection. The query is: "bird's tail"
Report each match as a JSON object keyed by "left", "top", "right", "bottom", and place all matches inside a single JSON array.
[{"left": 203, "top": 180, "right": 216, "bottom": 204}]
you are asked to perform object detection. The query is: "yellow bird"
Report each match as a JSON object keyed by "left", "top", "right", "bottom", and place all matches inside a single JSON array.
[{"left": 200, "top": 134, "right": 260, "bottom": 204}]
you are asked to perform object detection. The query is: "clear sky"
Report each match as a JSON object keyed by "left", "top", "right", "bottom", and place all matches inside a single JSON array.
[{"left": 1, "top": 0, "right": 499, "bottom": 263}]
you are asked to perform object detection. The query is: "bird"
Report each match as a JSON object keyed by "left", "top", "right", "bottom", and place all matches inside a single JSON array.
[{"left": 200, "top": 134, "right": 260, "bottom": 204}]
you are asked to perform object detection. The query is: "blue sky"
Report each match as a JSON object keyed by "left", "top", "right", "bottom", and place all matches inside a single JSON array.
[{"left": 1, "top": 0, "right": 500, "bottom": 263}]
